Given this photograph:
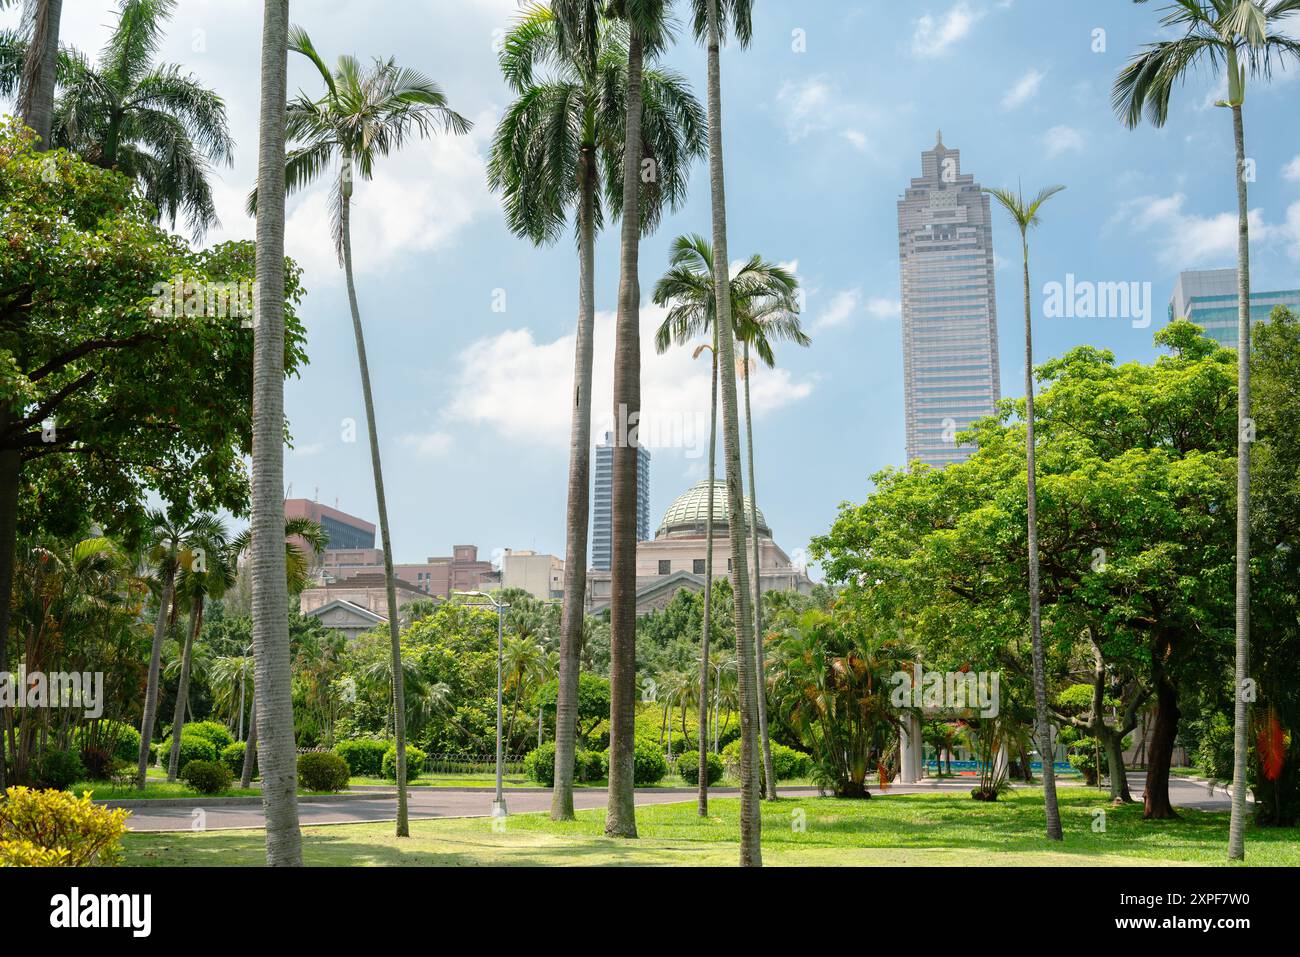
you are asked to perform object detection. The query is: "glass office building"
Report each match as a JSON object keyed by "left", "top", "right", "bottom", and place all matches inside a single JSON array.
[
  {"left": 1169, "top": 268, "right": 1300, "bottom": 347},
  {"left": 591, "top": 431, "right": 650, "bottom": 572}
]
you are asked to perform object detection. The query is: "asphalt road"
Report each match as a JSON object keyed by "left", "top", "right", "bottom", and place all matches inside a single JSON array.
[{"left": 121, "top": 773, "right": 1233, "bottom": 832}]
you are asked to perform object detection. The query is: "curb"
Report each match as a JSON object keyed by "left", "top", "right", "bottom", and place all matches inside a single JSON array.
[{"left": 100, "top": 791, "right": 397, "bottom": 810}]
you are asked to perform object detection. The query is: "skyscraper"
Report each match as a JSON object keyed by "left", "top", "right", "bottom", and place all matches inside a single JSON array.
[
  {"left": 1169, "top": 268, "right": 1300, "bottom": 347},
  {"left": 897, "top": 132, "right": 1002, "bottom": 468},
  {"left": 591, "top": 431, "right": 650, "bottom": 572}
]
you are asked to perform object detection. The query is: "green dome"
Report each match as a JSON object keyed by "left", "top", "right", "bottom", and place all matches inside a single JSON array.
[{"left": 656, "top": 480, "right": 769, "bottom": 539}]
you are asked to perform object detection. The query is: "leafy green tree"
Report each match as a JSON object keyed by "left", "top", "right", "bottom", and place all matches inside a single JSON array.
[
  {"left": 984, "top": 182, "right": 1066, "bottom": 840},
  {"left": 1114, "top": 0, "right": 1300, "bottom": 862}
]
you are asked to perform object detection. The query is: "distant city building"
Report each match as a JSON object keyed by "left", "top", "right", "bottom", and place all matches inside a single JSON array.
[
  {"left": 319, "top": 544, "right": 494, "bottom": 599},
  {"left": 1169, "top": 268, "right": 1300, "bottom": 347},
  {"left": 499, "top": 549, "right": 564, "bottom": 601},
  {"left": 591, "top": 431, "right": 650, "bottom": 571},
  {"left": 897, "top": 131, "right": 1002, "bottom": 469},
  {"left": 586, "top": 480, "right": 813, "bottom": 616},
  {"left": 284, "top": 498, "right": 375, "bottom": 551},
  {"left": 300, "top": 573, "right": 425, "bottom": 639}
]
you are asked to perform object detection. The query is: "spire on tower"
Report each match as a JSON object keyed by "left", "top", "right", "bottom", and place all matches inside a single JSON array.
[{"left": 936, "top": 129, "right": 944, "bottom": 147}]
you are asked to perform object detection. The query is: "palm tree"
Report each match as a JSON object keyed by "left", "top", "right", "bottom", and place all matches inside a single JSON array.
[
  {"left": 490, "top": 0, "right": 701, "bottom": 824},
  {"left": 502, "top": 634, "right": 546, "bottom": 749},
  {"left": 550, "top": 0, "right": 700, "bottom": 840},
  {"left": 653, "top": 234, "right": 807, "bottom": 801},
  {"left": 0, "top": 0, "right": 63, "bottom": 147},
  {"left": 133, "top": 506, "right": 225, "bottom": 788},
  {"left": 2, "top": 0, "right": 234, "bottom": 236},
  {"left": 984, "top": 182, "right": 1066, "bottom": 841},
  {"left": 690, "top": 0, "right": 762, "bottom": 865},
  {"left": 1113, "top": 0, "right": 1300, "bottom": 863},
  {"left": 165, "top": 515, "right": 233, "bottom": 781},
  {"left": 252, "top": 26, "right": 470, "bottom": 839},
  {"left": 250, "top": 0, "right": 301, "bottom": 867}
]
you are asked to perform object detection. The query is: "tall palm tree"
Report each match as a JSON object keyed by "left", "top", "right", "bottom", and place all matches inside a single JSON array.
[
  {"left": 252, "top": 27, "right": 470, "bottom": 839},
  {"left": 490, "top": 0, "right": 702, "bottom": 825},
  {"left": 652, "top": 234, "right": 806, "bottom": 801},
  {"left": 690, "top": 0, "right": 762, "bottom": 866},
  {"left": 250, "top": 0, "right": 301, "bottom": 867},
  {"left": 134, "top": 506, "right": 225, "bottom": 788},
  {"left": 165, "top": 515, "right": 233, "bottom": 781},
  {"left": 551, "top": 0, "right": 699, "bottom": 840},
  {"left": 2, "top": 0, "right": 234, "bottom": 237},
  {"left": 734, "top": 269, "right": 808, "bottom": 800},
  {"left": 985, "top": 182, "right": 1066, "bottom": 841},
  {"left": 1113, "top": 0, "right": 1300, "bottom": 864}
]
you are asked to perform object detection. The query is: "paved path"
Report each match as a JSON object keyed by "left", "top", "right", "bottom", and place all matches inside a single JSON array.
[{"left": 122, "top": 774, "right": 1233, "bottom": 832}]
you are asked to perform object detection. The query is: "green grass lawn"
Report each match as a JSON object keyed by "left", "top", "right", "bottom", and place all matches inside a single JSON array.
[{"left": 121, "top": 787, "right": 1299, "bottom": 867}]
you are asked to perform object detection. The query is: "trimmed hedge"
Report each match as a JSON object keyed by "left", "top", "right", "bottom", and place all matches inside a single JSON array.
[
  {"left": 381, "top": 744, "right": 427, "bottom": 784},
  {"left": 334, "top": 739, "right": 388, "bottom": 777},
  {"left": 524, "top": 743, "right": 557, "bottom": 786},
  {"left": 298, "top": 752, "right": 350, "bottom": 792},
  {"left": 576, "top": 750, "right": 607, "bottom": 783},
  {"left": 676, "top": 750, "right": 724, "bottom": 786},
  {"left": 180, "top": 720, "right": 234, "bottom": 752},
  {"left": 158, "top": 733, "right": 218, "bottom": 770},
  {"left": 632, "top": 742, "right": 668, "bottom": 786},
  {"left": 721, "top": 739, "right": 812, "bottom": 784},
  {"left": 180, "top": 759, "right": 232, "bottom": 794},
  {"left": 221, "top": 741, "right": 247, "bottom": 778}
]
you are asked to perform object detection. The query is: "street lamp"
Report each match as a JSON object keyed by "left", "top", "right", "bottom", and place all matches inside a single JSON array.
[{"left": 453, "top": 590, "right": 509, "bottom": 818}]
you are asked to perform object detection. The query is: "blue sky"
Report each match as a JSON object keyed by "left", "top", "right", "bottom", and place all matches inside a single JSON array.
[{"left": 9, "top": 0, "right": 1299, "bottom": 573}]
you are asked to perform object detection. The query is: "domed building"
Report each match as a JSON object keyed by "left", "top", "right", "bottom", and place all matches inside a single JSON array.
[{"left": 586, "top": 479, "right": 814, "bottom": 616}]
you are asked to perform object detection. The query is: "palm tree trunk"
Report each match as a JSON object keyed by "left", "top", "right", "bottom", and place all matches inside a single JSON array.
[
  {"left": 704, "top": 0, "right": 761, "bottom": 866},
  {"left": 604, "top": 24, "right": 644, "bottom": 841},
  {"left": 1022, "top": 236, "right": 1063, "bottom": 841},
  {"left": 241, "top": 694, "right": 258, "bottom": 789},
  {"left": 0, "top": 412, "right": 19, "bottom": 791},
  {"left": 251, "top": 0, "right": 302, "bottom": 866},
  {"left": 136, "top": 570, "right": 175, "bottom": 788},
  {"left": 552, "top": 148, "right": 597, "bottom": 822},
  {"left": 18, "top": 0, "right": 63, "bottom": 147},
  {"left": 697, "top": 338, "right": 717, "bottom": 816},
  {"left": 166, "top": 597, "right": 204, "bottom": 781},
  {"left": 1227, "top": 100, "right": 1252, "bottom": 862},
  {"left": 742, "top": 341, "right": 777, "bottom": 799},
  {"left": 340, "top": 173, "right": 409, "bottom": 838}
]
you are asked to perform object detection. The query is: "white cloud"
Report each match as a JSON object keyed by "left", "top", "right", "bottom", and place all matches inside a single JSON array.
[
  {"left": 842, "top": 130, "right": 869, "bottom": 152},
  {"left": 447, "top": 306, "right": 815, "bottom": 449},
  {"left": 812, "top": 289, "right": 861, "bottom": 332},
  {"left": 912, "top": 2, "right": 985, "bottom": 57},
  {"left": 399, "top": 431, "right": 455, "bottom": 458},
  {"left": 1002, "top": 69, "right": 1045, "bottom": 110},
  {"left": 1113, "top": 193, "right": 1300, "bottom": 266},
  {"left": 1043, "top": 124, "right": 1085, "bottom": 158},
  {"left": 1283, "top": 155, "right": 1300, "bottom": 182},
  {"left": 865, "top": 297, "right": 902, "bottom": 321},
  {"left": 775, "top": 76, "right": 837, "bottom": 142}
]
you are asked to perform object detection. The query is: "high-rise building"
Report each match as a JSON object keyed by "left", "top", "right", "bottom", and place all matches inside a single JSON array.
[
  {"left": 1169, "top": 268, "right": 1300, "bottom": 347},
  {"left": 284, "top": 498, "right": 375, "bottom": 551},
  {"left": 591, "top": 431, "right": 650, "bottom": 571},
  {"left": 897, "top": 131, "right": 1002, "bottom": 469}
]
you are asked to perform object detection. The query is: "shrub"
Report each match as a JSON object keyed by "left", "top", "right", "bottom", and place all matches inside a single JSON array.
[
  {"left": 74, "top": 721, "right": 141, "bottom": 764},
  {"left": 676, "top": 750, "right": 724, "bottom": 786},
  {"left": 221, "top": 742, "right": 247, "bottom": 778},
  {"left": 31, "top": 750, "right": 85, "bottom": 791},
  {"left": 298, "top": 752, "right": 350, "bottom": 792},
  {"left": 576, "top": 750, "right": 607, "bottom": 783},
  {"left": 0, "top": 786, "right": 130, "bottom": 866},
  {"left": 78, "top": 746, "right": 114, "bottom": 781},
  {"left": 334, "top": 738, "right": 388, "bottom": 777},
  {"left": 633, "top": 742, "right": 668, "bottom": 786},
  {"left": 180, "top": 720, "right": 234, "bottom": 752},
  {"left": 157, "top": 733, "right": 218, "bottom": 770},
  {"left": 524, "top": 743, "right": 557, "bottom": 786},
  {"left": 381, "top": 744, "right": 427, "bottom": 784},
  {"left": 179, "top": 759, "right": 232, "bottom": 794},
  {"left": 721, "top": 740, "right": 811, "bottom": 786}
]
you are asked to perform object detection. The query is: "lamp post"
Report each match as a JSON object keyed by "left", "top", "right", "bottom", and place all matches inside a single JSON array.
[{"left": 454, "top": 590, "right": 509, "bottom": 817}]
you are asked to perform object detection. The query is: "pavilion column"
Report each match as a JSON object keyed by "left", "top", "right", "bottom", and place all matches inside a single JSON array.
[{"left": 898, "top": 714, "right": 919, "bottom": 784}]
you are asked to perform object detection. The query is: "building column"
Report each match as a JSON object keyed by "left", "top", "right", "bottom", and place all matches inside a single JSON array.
[{"left": 898, "top": 714, "right": 919, "bottom": 784}]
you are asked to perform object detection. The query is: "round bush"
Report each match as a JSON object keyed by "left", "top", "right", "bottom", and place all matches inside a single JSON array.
[
  {"left": 633, "top": 742, "right": 668, "bottom": 786},
  {"left": 179, "top": 759, "right": 232, "bottom": 794},
  {"left": 221, "top": 741, "right": 247, "bottom": 777},
  {"left": 381, "top": 744, "right": 427, "bottom": 784},
  {"left": 576, "top": 750, "right": 607, "bottom": 783},
  {"left": 524, "top": 742, "right": 557, "bottom": 786},
  {"left": 334, "top": 739, "right": 388, "bottom": 777},
  {"left": 32, "top": 749, "right": 85, "bottom": 790},
  {"left": 180, "top": 720, "right": 234, "bottom": 752},
  {"left": 158, "top": 733, "right": 218, "bottom": 770},
  {"left": 721, "top": 739, "right": 811, "bottom": 784},
  {"left": 676, "top": 750, "right": 724, "bottom": 786},
  {"left": 297, "top": 751, "right": 350, "bottom": 792}
]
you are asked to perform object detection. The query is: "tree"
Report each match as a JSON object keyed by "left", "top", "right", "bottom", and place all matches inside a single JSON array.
[
  {"left": 490, "top": 0, "right": 702, "bottom": 825},
  {"left": 652, "top": 233, "right": 807, "bottom": 801},
  {"left": 984, "top": 182, "right": 1066, "bottom": 841},
  {"left": 691, "top": 0, "right": 763, "bottom": 866},
  {"left": 1113, "top": 0, "right": 1300, "bottom": 862},
  {"left": 254, "top": 25, "right": 470, "bottom": 839},
  {"left": 2, "top": 0, "right": 234, "bottom": 237},
  {"left": 251, "top": 0, "right": 301, "bottom": 867},
  {"left": 0, "top": 0, "right": 64, "bottom": 148}
]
